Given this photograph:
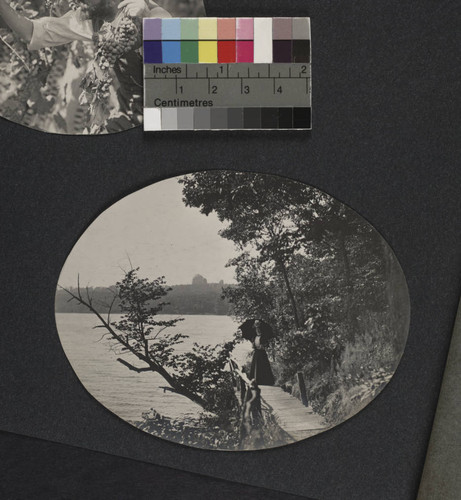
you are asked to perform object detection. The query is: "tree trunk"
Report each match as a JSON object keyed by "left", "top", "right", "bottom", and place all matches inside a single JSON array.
[
  {"left": 151, "top": 359, "right": 208, "bottom": 409},
  {"left": 337, "top": 229, "right": 359, "bottom": 342},
  {"left": 278, "top": 259, "right": 302, "bottom": 329}
]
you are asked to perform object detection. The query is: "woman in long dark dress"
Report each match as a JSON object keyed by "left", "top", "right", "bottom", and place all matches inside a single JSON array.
[{"left": 248, "top": 319, "right": 275, "bottom": 386}]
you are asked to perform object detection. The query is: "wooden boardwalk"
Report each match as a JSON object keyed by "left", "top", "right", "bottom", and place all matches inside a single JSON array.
[{"left": 260, "top": 386, "right": 327, "bottom": 442}]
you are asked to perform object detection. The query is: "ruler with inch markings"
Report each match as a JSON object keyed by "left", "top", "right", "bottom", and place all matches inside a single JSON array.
[{"left": 145, "top": 63, "right": 311, "bottom": 108}]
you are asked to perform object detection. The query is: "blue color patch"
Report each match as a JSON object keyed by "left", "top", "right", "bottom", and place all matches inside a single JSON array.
[
  {"left": 162, "top": 41, "right": 181, "bottom": 63},
  {"left": 162, "top": 18, "right": 181, "bottom": 40},
  {"left": 143, "top": 41, "right": 162, "bottom": 63}
]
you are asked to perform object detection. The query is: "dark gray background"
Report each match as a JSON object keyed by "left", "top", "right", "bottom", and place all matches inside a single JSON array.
[
  {"left": 0, "top": 430, "right": 310, "bottom": 499},
  {"left": 1, "top": 0, "right": 460, "bottom": 498}
]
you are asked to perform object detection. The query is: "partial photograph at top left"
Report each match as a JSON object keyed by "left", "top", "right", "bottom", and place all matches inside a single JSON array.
[{"left": 0, "top": 0, "right": 206, "bottom": 134}]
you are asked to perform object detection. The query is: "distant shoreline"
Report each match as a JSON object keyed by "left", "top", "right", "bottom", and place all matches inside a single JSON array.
[
  {"left": 55, "top": 311, "right": 231, "bottom": 316},
  {"left": 55, "top": 278, "right": 233, "bottom": 316}
]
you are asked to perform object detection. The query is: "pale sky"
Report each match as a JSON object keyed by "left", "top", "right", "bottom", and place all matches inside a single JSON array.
[{"left": 59, "top": 177, "right": 237, "bottom": 288}]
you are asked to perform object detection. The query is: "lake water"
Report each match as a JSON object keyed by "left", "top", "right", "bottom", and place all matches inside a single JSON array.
[{"left": 55, "top": 313, "right": 252, "bottom": 422}]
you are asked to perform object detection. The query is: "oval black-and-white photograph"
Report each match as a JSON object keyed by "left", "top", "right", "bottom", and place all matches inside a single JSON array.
[
  {"left": 0, "top": 0, "right": 205, "bottom": 134},
  {"left": 55, "top": 171, "right": 410, "bottom": 451}
]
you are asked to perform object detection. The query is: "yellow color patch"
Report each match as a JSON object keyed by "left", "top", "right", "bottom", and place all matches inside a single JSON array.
[
  {"left": 199, "top": 41, "right": 218, "bottom": 63},
  {"left": 199, "top": 18, "right": 217, "bottom": 40}
]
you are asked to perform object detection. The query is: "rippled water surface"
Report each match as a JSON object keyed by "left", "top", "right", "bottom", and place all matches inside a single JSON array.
[{"left": 56, "top": 313, "right": 251, "bottom": 421}]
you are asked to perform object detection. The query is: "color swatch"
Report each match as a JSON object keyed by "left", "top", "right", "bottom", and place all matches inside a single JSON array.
[
  {"left": 143, "top": 18, "right": 311, "bottom": 131},
  {"left": 143, "top": 17, "right": 311, "bottom": 64}
]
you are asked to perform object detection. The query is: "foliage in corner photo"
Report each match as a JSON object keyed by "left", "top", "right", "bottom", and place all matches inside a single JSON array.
[{"left": 0, "top": 0, "right": 205, "bottom": 134}]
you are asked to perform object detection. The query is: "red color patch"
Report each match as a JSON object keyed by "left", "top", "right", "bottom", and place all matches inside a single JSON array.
[{"left": 218, "top": 41, "right": 236, "bottom": 63}]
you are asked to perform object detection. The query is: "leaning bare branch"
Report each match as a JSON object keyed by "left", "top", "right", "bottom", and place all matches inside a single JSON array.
[
  {"left": 58, "top": 273, "right": 209, "bottom": 412},
  {"left": 117, "top": 358, "right": 152, "bottom": 372},
  {"left": 159, "top": 386, "right": 179, "bottom": 394}
]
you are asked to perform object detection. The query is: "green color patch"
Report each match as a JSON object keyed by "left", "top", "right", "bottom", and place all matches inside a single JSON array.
[
  {"left": 181, "top": 18, "right": 198, "bottom": 40},
  {"left": 181, "top": 41, "right": 199, "bottom": 63}
]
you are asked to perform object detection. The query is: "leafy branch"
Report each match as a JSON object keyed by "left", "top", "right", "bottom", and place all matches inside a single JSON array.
[{"left": 59, "top": 268, "right": 239, "bottom": 419}]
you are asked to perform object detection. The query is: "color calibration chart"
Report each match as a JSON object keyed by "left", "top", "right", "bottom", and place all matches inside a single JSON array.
[{"left": 143, "top": 17, "right": 311, "bottom": 131}]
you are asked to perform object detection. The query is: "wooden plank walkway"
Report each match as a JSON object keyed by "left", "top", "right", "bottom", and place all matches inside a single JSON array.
[{"left": 260, "top": 386, "right": 328, "bottom": 442}]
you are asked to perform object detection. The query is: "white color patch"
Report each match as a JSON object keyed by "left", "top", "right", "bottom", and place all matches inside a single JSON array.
[
  {"left": 143, "top": 108, "right": 162, "bottom": 131},
  {"left": 254, "top": 18, "right": 273, "bottom": 63}
]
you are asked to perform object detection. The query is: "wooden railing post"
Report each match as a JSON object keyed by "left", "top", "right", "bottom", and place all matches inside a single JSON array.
[{"left": 297, "top": 371, "right": 308, "bottom": 406}]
